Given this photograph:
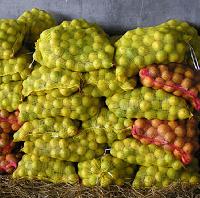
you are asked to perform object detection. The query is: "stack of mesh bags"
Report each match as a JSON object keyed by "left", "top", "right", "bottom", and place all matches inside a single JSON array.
[
  {"left": 106, "top": 19, "right": 200, "bottom": 188},
  {"left": 0, "top": 8, "right": 56, "bottom": 175},
  {"left": 13, "top": 19, "right": 117, "bottom": 184}
]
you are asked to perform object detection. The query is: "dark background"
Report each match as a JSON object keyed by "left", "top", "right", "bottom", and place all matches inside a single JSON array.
[{"left": 0, "top": 0, "right": 199, "bottom": 35}]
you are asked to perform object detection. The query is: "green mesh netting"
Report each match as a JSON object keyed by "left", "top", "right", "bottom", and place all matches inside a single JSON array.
[
  {"left": 78, "top": 154, "right": 136, "bottom": 187},
  {"left": 19, "top": 92, "right": 101, "bottom": 121},
  {"left": 33, "top": 19, "right": 114, "bottom": 72},
  {"left": 22, "top": 63, "right": 81, "bottom": 96},
  {"left": 132, "top": 159, "right": 200, "bottom": 188},
  {"left": 82, "top": 107, "right": 132, "bottom": 145},
  {"left": 110, "top": 138, "right": 183, "bottom": 169},
  {"left": 13, "top": 154, "right": 79, "bottom": 184},
  {"left": 22, "top": 131, "right": 106, "bottom": 162},
  {"left": 13, "top": 117, "right": 81, "bottom": 141},
  {"left": 106, "top": 87, "right": 191, "bottom": 120},
  {"left": 18, "top": 8, "right": 56, "bottom": 45}
]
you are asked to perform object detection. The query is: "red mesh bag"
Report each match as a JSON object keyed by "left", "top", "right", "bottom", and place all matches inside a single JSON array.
[
  {"left": 0, "top": 110, "right": 22, "bottom": 174},
  {"left": 139, "top": 63, "right": 200, "bottom": 111},
  {"left": 132, "top": 117, "right": 199, "bottom": 164}
]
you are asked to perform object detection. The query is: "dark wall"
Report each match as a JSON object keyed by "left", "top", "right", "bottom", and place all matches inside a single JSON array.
[{"left": 0, "top": 0, "right": 199, "bottom": 34}]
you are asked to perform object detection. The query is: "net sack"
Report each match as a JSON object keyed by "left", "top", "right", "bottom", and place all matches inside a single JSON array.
[
  {"left": 0, "top": 153, "right": 18, "bottom": 174},
  {"left": 106, "top": 87, "right": 191, "bottom": 120},
  {"left": 111, "top": 138, "right": 183, "bottom": 169},
  {"left": 82, "top": 85, "right": 103, "bottom": 97},
  {"left": 82, "top": 107, "right": 132, "bottom": 145},
  {"left": 18, "top": 8, "right": 56, "bottom": 45},
  {"left": 139, "top": 63, "right": 200, "bottom": 111},
  {"left": 19, "top": 92, "right": 101, "bottom": 121},
  {"left": 0, "top": 48, "right": 32, "bottom": 83},
  {"left": 22, "top": 63, "right": 81, "bottom": 97},
  {"left": 0, "top": 110, "right": 21, "bottom": 133},
  {"left": 84, "top": 68, "right": 137, "bottom": 97},
  {"left": 22, "top": 131, "right": 106, "bottom": 162},
  {"left": 132, "top": 160, "right": 200, "bottom": 188},
  {"left": 13, "top": 117, "right": 81, "bottom": 142},
  {"left": 13, "top": 154, "right": 79, "bottom": 184},
  {"left": 33, "top": 19, "right": 114, "bottom": 72},
  {"left": 114, "top": 20, "right": 194, "bottom": 82},
  {"left": 0, "top": 19, "right": 27, "bottom": 59},
  {"left": 78, "top": 154, "right": 135, "bottom": 187},
  {"left": 132, "top": 118, "right": 199, "bottom": 164},
  {"left": 0, "top": 81, "right": 23, "bottom": 112}
]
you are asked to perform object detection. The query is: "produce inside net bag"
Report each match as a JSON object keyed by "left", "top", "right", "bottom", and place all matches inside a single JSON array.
[
  {"left": 33, "top": 19, "right": 114, "bottom": 72},
  {"left": 0, "top": 19, "right": 27, "bottom": 59},
  {"left": 132, "top": 159, "right": 200, "bottom": 188},
  {"left": 18, "top": 8, "right": 56, "bottom": 45},
  {"left": 83, "top": 68, "right": 137, "bottom": 97},
  {"left": 22, "top": 131, "right": 106, "bottom": 162},
  {"left": 0, "top": 81, "right": 23, "bottom": 112},
  {"left": 139, "top": 63, "right": 200, "bottom": 111},
  {"left": 13, "top": 117, "right": 81, "bottom": 141},
  {"left": 114, "top": 19, "right": 197, "bottom": 82},
  {"left": 78, "top": 154, "right": 136, "bottom": 187},
  {"left": 22, "top": 63, "right": 81, "bottom": 97},
  {"left": 106, "top": 87, "right": 191, "bottom": 120},
  {"left": 82, "top": 107, "right": 132, "bottom": 145},
  {"left": 132, "top": 118, "right": 199, "bottom": 164},
  {"left": 13, "top": 154, "right": 79, "bottom": 184},
  {"left": 0, "top": 48, "right": 32, "bottom": 83},
  {"left": 19, "top": 92, "right": 101, "bottom": 121},
  {"left": 111, "top": 138, "right": 183, "bottom": 170}
]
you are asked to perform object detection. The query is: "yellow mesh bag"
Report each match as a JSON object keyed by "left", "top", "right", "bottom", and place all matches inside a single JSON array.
[
  {"left": 111, "top": 138, "right": 183, "bottom": 169},
  {"left": 13, "top": 117, "right": 81, "bottom": 142},
  {"left": 82, "top": 107, "right": 132, "bottom": 145},
  {"left": 33, "top": 19, "right": 114, "bottom": 72},
  {"left": 132, "top": 159, "right": 200, "bottom": 188},
  {"left": 78, "top": 154, "right": 136, "bottom": 187},
  {"left": 22, "top": 63, "right": 81, "bottom": 96},
  {"left": 18, "top": 8, "right": 56, "bottom": 45},
  {"left": 115, "top": 20, "right": 194, "bottom": 81},
  {"left": 19, "top": 92, "right": 101, "bottom": 121},
  {"left": 106, "top": 87, "right": 191, "bottom": 120},
  {"left": 13, "top": 154, "right": 79, "bottom": 184},
  {"left": 0, "top": 81, "right": 23, "bottom": 112},
  {"left": 84, "top": 68, "right": 137, "bottom": 97},
  {"left": 0, "top": 19, "right": 26, "bottom": 59},
  {"left": 22, "top": 131, "right": 106, "bottom": 162}
]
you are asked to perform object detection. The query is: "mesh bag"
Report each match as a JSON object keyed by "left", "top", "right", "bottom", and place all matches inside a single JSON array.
[
  {"left": 18, "top": 8, "right": 56, "bottom": 45},
  {"left": 114, "top": 20, "right": 193, "bottom": 82},
  {"left": 78, "top": 154, "right": 136, "bottom": 187},
  {"left": 22, "top": 64, "right": 81, "bottom": 97},
  {"left": 139, "top": 63, "right": 200, "bottom": 111},
  {"left": 0, "top": 19, "right": 27, "bottom": 59},
  {"left": 13, "top": 154, "right": 79, "bottom": 184},
  {"left": 106, "top": 87, "right": 191, "bottom": 120},
  {"left": 111, "top": 138, "right": 183, "bottom": 169},
  {"left": 13, "top": 117, "right": 81, "bottom": 142},
  {"left": 0, "top": 81, "right": 23, "bottom": 112},
  {"left": 0, "top": 133, "right": 15, "bottom": 154},
  {"left": 132, "top": 118, "right": 199, "bottom": 164},
  {"left": 19, "top": 92, "right": 101, "bottom": 121},
  {"left": 33, "top": 19, "right": 114, "bottom": 72},
  {"left": 22, "top": 131, "right": 106, "bottom": 162},
  {"left": 0, "top": 153, "right": 18, "bottom": 174},
  {"left": 82, "top": 107, "right": 132, "bottom": 145},
  {"left": 82, "top": 85, "right": 103, "bottom": 97},
  {"left": 0, "top": 110, "right": 21, "bottom": 133},
  {"left": 132, "top": 159, "right": 200, "bottom": 188},
  {"left": 84, "top": 68, "right": 137, "bottom": 97},
  {"left": 0, "top": 48, "right": 32, "bottom": 83}
]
